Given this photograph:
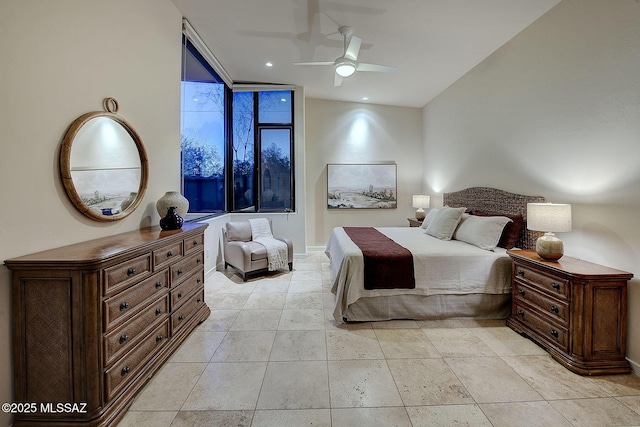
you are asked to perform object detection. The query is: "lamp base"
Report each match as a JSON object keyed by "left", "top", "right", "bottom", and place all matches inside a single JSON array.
[
  {"left": 536, "top": 232, "right": 564, "bottom": 261},
  {"left": 415, "top": 208, "right": 425, "bottom": 221}
]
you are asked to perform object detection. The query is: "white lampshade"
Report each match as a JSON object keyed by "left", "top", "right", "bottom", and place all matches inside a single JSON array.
[
  {"left": 527, "top": 203, "right": 572, "bottom": 232},
  {"left": 527, "top": 203, "right": 572, "bottom": 261},
  {"left": 412, "top": 195, "right": 431, "bottom": 209}
]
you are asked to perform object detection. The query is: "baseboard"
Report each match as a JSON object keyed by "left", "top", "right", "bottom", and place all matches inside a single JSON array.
[
  {"left": 628, "top": 357, "right": 640, "bottom": 376},
  {"left": 306, "top": 246, "right": 326, "bottom": 252}
]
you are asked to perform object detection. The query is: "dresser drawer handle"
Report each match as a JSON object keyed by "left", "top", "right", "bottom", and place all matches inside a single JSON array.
[
  {"left": 177, "top": 268, "right": 183, "bottom": 275},
  {"left": 127, "top": 267, "right": 136, "bottom": 277},
  {"left": 550, "top": 329, "right": 559, "bottom": 338},
  {"left": 552, "top": 282, "right": 561, "bottom": 290},
  {"left": 121, "top": 366, "right": 130, "bottom": 376},
  {"left": 155, "top": 281, "right": 163, "bottom": 288},
  {"left": 197, "top": 278, "right": 202, "bottom": 284},
  {"left": 197, "top": 298, "right": 202, "bottom": 303},
  {"left": 167, "top": 251, "right": 173, "bottom": 257},
  {"left": 517, "top": 269, "right": 525, "bottom": 277},
  {"left": 178, "top": 293, "right": 183, "bottom": 299},
  {"left": 155, "top": 308, "right": 162, "bottom": 315},
  {"left": 119, "top": 334, "right": 128, "bottom": 344},
  {"left": 518, "top": 289, "right": 525, "bottom": 296},
  {"left": 550, "top": 305, "right": 559, "bottom": 314},
  {"left": 119, "top": 301, "right": 129, "bottom": 311},
  {"left": 156, "top": 334, "right": 163, "bottom": 343},
  {"left": 178, "top": 315, "right": 184, "bottom": 322},
  {"left": 192, "top": 240, "right": 199, "bottom": 246},
  {"left": 517, "top": 310, "right": 525, "bottom": 317},
  {"left": 197, "top": 258, "right": 202, "bottom": 264}
]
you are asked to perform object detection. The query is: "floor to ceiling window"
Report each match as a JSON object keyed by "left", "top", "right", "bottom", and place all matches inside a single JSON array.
[{"left": 181, "top": 29, "right": 295, "bottom": 215}]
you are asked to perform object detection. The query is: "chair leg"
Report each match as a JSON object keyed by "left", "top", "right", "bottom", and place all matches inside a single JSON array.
[
  {"left": 288, "top": 262, "right": 293, "bottom": 271},
  {"left": 242, "top": 272, "right": 247, "bottom": 282},
  {"left": 224, "top": 261, "right": 228, "bottom": 270}
]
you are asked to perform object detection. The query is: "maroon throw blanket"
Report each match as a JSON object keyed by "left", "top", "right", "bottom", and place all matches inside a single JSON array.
[{"left": 343, "top": 227, "right": 415, "bottom": 290}]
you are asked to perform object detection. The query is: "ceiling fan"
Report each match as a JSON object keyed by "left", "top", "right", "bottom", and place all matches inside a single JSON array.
[{"left": 294, "top": 26, "right": 396, "bottom": 86}]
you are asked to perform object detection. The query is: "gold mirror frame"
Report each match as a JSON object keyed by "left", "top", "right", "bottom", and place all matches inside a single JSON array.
[{"left": 60, "top": 98, "right": 149, "bottom": 221}]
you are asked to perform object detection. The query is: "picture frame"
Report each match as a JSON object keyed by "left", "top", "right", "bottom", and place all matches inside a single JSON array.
[{"left": 327, "top": 163, "right": 397, "bottom": 209}]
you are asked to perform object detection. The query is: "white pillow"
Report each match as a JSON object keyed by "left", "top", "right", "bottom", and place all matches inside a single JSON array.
[
  {"left": 453, "top": 214, "right": 513, "bottom": 250},
  {"left": 425, "top": 206, "right": 466, "bottom": 240},
  {"left": 420, "top": 208, "right": 440, "bottom": 229}
]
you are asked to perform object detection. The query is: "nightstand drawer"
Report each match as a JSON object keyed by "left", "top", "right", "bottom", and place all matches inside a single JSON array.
[
  {"left": 514, "top": 303, "right": 568, "bottom": 352},
  {"left": 514, "top": 263, "right": 569, "bottom": 300},
  {"left": 513, "top": 282, "right": 569, "bottom": 325}
]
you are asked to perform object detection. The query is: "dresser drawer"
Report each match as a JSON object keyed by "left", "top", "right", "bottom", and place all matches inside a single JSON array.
[
  {"left": 514, "top": 303, "right": 568, "bottom": 352},
  {"left": 514, "top": 263, "right": 569, "bottom": 300},
  {"left": 153, "top": 241, "right": 184, "bottom": 270},
  {"left": 104, "top": 269, "right": 169, "bottom": 330},
  {"left": 104, "top": 253, "right": 152, "bottom": 296},
  {"left": 170, "top": 251, "right": 204, "bottom": 286},
  {"left": 514, "top": 282, "right": 569, "bottom": 325},
  {"left": 104, "top": 320, "right": 169, "bottom": 401},
  {"left": 104, "top": 295, "right": 169, "bottom": 366},
  {"left": 171, "top": 288, "right": 205, "bottom": 334},
  {"left": 184, "top": 234, "right": 204, "bottom": 255},
  {"left": 171, "top": 270, "right": 204, "bottom": 310}
]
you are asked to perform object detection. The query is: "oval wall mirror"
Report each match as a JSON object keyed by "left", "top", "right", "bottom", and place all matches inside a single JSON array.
[{"left": 60, "top": 98, "right": 149, "bottom": 221}]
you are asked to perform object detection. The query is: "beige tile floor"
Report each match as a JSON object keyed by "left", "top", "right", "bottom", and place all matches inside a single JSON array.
[{"left": 119, "top": 251, "right": 640, "bottom": 427}]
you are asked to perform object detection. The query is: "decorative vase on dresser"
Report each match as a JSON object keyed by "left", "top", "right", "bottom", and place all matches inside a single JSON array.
[
  {"left": 156, "top": 191, "right": 189, "bottom": 218},
  {"left": 5, "top": 222, "right": 209, "bottom": 426},
  {"left": 506, "top": 249, "right": 633, "bottom": 375}
]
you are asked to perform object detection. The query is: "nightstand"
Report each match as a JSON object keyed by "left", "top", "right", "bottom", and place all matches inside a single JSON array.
[
  {"left": 506, "top": 249, "right": 633, "bottom": 375},
  {"left": 407, "top": 217, "right": 423, "bottom": 227}
]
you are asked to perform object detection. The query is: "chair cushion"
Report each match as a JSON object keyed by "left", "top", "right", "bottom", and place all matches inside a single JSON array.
[
  {"left": 246, "top": 241, "right": 268, "bottom": 261},
  {"left": 226, "top": 221, "right": 252, "bottom": 242}
]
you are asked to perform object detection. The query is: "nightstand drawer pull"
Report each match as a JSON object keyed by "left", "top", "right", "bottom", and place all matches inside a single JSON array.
[
  {"left": 552, "top": 282, "right": 561, "bottom": 290},
  {"left": 518, "top": 289, "right": 525, "bottom": 296},
  {"left": 119, "top": 334, "right": 128, "bottom": 344},
  {"left": 517, "top": 310, "right": 525, "bottom": 317},
  {"left": 127, "top": 267, "right": 136, "bottom": 277},
  {"left": 550, "top": 329, "right": 559, "bottom": 338},
  {"left": 119, "top": 301, "right": 129, "bottom": 311},
  {"left": 550, "top": 305, "right": 559, "bottom": 314}
]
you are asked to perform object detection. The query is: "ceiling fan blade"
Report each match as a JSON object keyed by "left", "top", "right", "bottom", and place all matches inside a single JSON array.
[
  {"left": 334, "top": 73, "right": 343, "bottom": 87},
  {"left": 344, "top": 36, "right": 362, "bottom": 60},
  {"left": 293, "top": 61, "right": 335, "bottom": 66},
  {"left": 356, "top": 62, "right": 397, "bottom": 73}
]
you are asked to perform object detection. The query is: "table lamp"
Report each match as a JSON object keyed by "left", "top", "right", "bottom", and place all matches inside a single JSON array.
[
  {"left": 527, "top": 203, "right": 572, "bottom": 261},
  {"left": 412, "top": 195, "right": 430, "bottom": 220}
]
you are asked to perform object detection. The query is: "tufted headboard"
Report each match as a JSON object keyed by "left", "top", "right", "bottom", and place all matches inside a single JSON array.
[{"left": 443, "top": 187, "right": 546, "bottom": 250}]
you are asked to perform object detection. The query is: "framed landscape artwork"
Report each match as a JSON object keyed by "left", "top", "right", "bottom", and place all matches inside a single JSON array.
[{"left": 327, "top": 163, "right": 397, "bottom": 209}]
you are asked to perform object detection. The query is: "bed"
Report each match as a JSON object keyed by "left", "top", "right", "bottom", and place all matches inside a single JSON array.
[{"left": 326, "top": 187, "right": 545, "bottom": 322}]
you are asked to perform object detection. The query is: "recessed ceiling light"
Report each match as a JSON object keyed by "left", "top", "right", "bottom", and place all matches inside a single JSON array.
[
  {"left": 362, "top": 97, "right": 369, "bottom": 101},
  {"left": 265, "top": 62, "right": 273, "bottom": 67}
]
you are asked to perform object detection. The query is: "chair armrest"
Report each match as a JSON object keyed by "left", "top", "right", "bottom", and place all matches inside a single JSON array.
[{"left": 275, "top": 236, "right": 294, "bottom": 263}]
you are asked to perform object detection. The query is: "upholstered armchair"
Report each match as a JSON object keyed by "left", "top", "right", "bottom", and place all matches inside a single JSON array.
[{"left": 223, "top": 219, "right": 293, "bottom": 281}]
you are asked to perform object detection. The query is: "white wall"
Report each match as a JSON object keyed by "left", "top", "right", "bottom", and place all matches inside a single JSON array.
[
  {"left": 422, "top": 0, "right": 640, "bottom": 369},
  {"left": 305, "top": 99, "right": 423, "bottom": 247},
  {"left": 0, "top": 2, "right": 183, "bottom": 426}
]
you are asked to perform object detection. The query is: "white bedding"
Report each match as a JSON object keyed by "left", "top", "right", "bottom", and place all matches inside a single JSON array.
[{"left": 326, "top": 227, "right": 512, "bottom": 322}]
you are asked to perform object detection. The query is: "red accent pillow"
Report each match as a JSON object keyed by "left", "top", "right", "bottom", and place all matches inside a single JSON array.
[{"left": 472, "top": 211, "right": 523, "bottom": 249}]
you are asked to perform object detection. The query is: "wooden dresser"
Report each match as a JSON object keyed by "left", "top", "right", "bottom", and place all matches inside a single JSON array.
[
  {"left": 506, "top": 249, "right": 633, "bottom": 375},
  {"left": 5, "top": 223, "right": 210, "bottom": 426}
]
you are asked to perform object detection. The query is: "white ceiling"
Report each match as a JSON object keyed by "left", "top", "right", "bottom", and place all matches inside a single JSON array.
[{"left": 170, "top": 0, "right": 560, "bottom": 108}]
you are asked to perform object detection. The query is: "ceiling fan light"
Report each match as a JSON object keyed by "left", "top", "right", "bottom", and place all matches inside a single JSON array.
[{"left": 335, "top": 61, "right": 356, "bottom": 77}]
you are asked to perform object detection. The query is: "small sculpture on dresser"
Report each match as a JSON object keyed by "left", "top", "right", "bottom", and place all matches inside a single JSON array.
[{"left": 159, "top": 206, "right": 184, "bottom": 230}]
